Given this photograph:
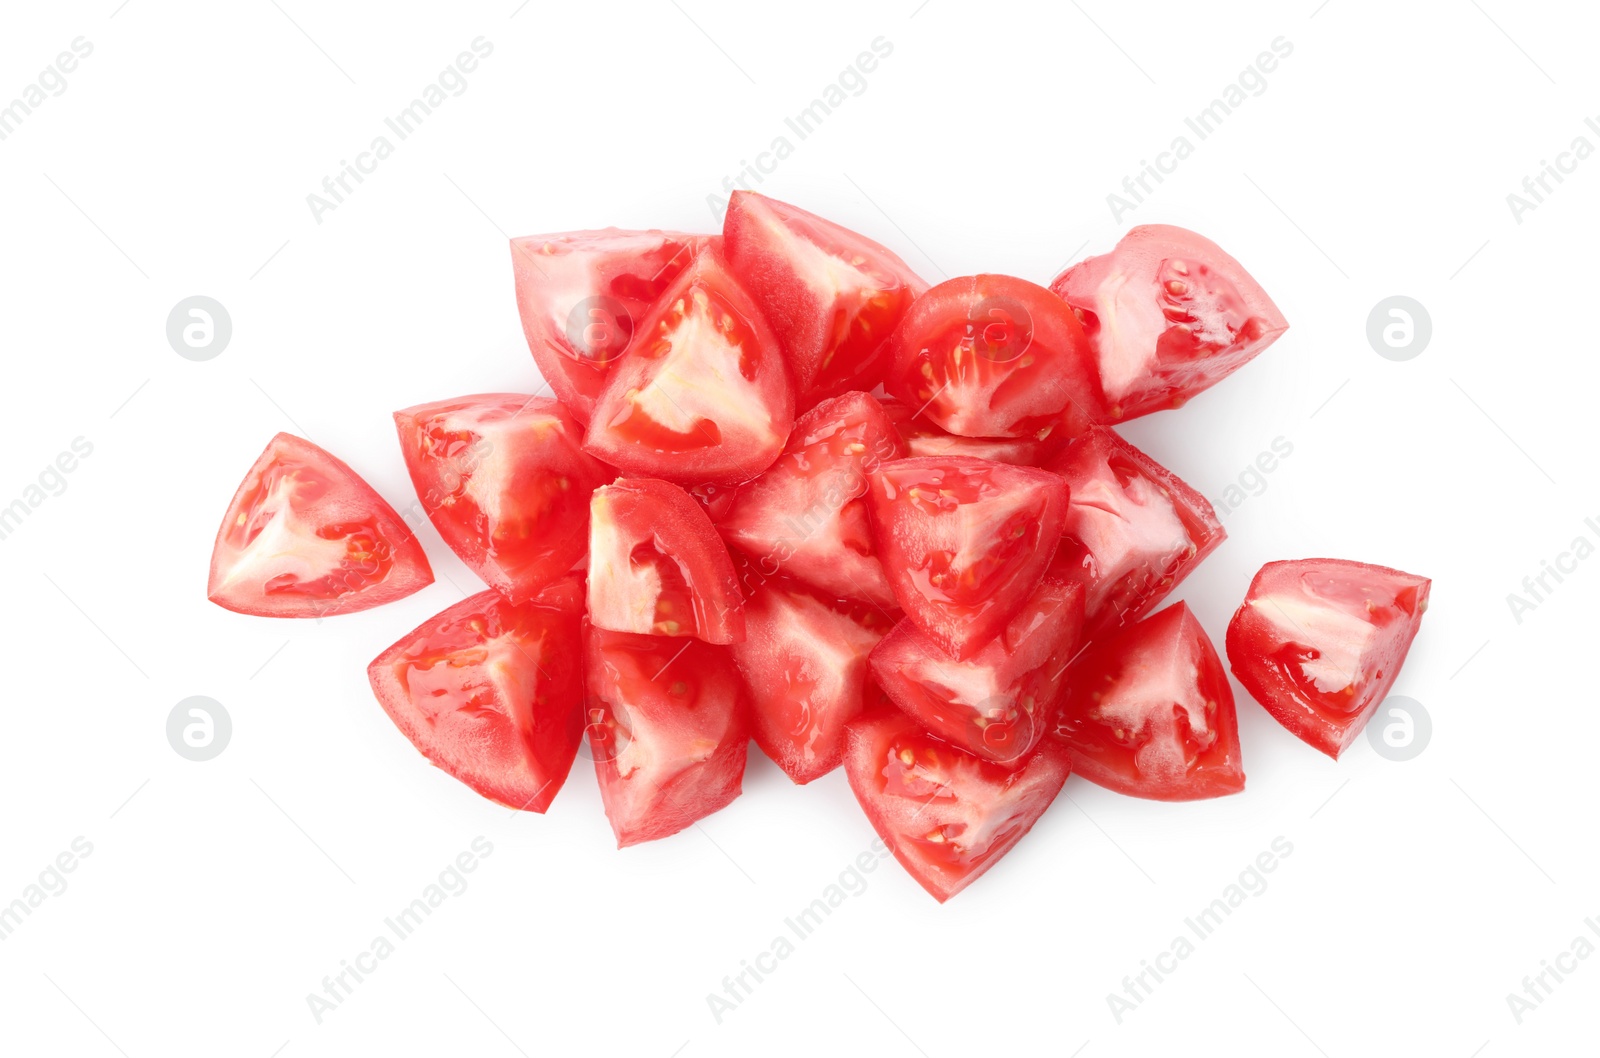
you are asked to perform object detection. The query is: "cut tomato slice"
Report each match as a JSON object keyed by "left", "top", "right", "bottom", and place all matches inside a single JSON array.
[
  {"left": 865, "top": 456, "right": 1069, "bottom": 659},
  {"left": 394, "top": 393, "right": 612, "bottom": 603},
  {"left": 872, "top": 577, "right": 1084, "bottom": 765},
  {"left": 718, "top": 390, "right": 907, "bottom": 611},
  {"left": 1054, "top": 602, "right": 1243, "bottom": 800},
  {"left": 1226, "top": 558, "right": 1430, "bottom": 759},
  {"left": 723, "top": 190, "right": 927, "bottom": 406},
  {"left": 728, "top": 576, "right": 890, "bottom": 784},
  {"left": 582, "top": 244, "right": 794, "bottom": 485},
  {"left": 511, "top": 229, "right": 708, "bottom": 423},
  {"left": 367, "top": 576, "right": 585, "bottom": 812},
  {"left": 1047, "top": 427, "right": 1224, "bottom": 643},
  {"left": 877, "top": 398, "right": 1060, "bottom": 466},
  {"left": 585, "top": 624, "right": 749, "bottom": 847},
  {"left": 208, "top": 433, "right": 432, "bottom": 617},
  {"left": 885, "top": 274, "right": 1103, "bottom": 440},
  {"left": 1050, "top": 225, "right": 1289, "bottom": 422},
  {"left": 844, "top": 708, "right": 1072, "bottom": 902},
  {"left": 587, "top": 477, "right": 744, "bottom": 644}
]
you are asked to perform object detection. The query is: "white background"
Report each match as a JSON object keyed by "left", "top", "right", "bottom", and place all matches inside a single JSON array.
[{"left": 1, "top": 1, "right": 1594, "bottom": 1055}]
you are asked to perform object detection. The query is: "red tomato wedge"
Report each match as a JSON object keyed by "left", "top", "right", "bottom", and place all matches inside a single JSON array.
[
  {"left": 877, "top": 398, "right": 1059, "bottom": 466},
  {"left": 865, "top": 457, "right": 1069, "bottom": 659},
  {"left": 208, "top": 433, "right": 432, "bottom": 618},
  {"left": 582, "top": 244, "right": 795, "bottom": 485},
  {"left": 1226, "top": 558, "right": 1430, "bottom": 759},
  {"left": 585, "top": 624, "right": 749, "bottom": 847},
  {"left": 1054, "top": 602, "right": 1243, "bottom": 800},
  {"left": 718, "top": 391, "right": 907, "bottom": 611},
  {"left": 511, "top": 229, "right": 708, "bottom": 423},
  {"left": 394, "top": 393, "right": 611, "bottom": 603},
  {"left": 885, "top": 274, "right": 1103, "bottom": 440},
  {"left": 729, "top": 577, "right": 890, "bottom": 784},
  {"left": 1048, "top": 427, "right": 1224, "bottom": 643},
  {"left": 1050, "top": 225, "right": 1289, "bottom": 422},
  {"left": 844, "top": 708, "right": 1073, "bottom": 902},
  {"left": 723, "top": 190, "right": 927, "bottom": 406},
  {"left": 367, "top": 576, "right": 585, "bottom": 812},
  {"left": 587, "top": 478, "right": 744, "bottom": 644},
  {"left": 872, "top": 577, "right": 1084, "bottom": 765}
]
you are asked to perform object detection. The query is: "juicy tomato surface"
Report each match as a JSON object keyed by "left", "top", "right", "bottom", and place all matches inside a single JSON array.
[
  {"left": 1055, "top": 602, "right": 1244, "bottom": 800},
  {"left": 585, "top": 624, "right": 749, "bottom": 847},
  {"left": 587, "top": 478, "right": 744, "bottom": 644},
  {"left": 865, "top": 456, "right": 1069, "bottom": 659},
  {"left": 1048, "top": 427, "right": 1224, "bottom": 643},
  {"left": 718, "top": 390, "right": 907, "bottom": 610},
  {"left": 208, "top": 433, "right": 432, "bottom": 617},
  {"left": 394, "top": 393, "right": 611, "bottom": 603},
  {"left": 872, "top": 577, "right": 1084, "bottom": 765},
  {"left": 582, "top": 243, "right": 794, "bottom": 485},
  {"left": 512, "top": 228, "right": 708, "bottom": 423},
  {"left": 844, "top": 708, "right": 1073, "bottom": 902},
  {"left": 885, "top": 274, "right": 1103, "bottom": 440},
  {"left": 876, "top": 398, "right": 1060, "bottom": 466},
  {"left": 367, "top": 576, "right": 585, "bottom": 812},
  {"left": 728, "top": 575, "right": 890, "bottom": 784},
  {"left": 1051, "top": 225, "right": 1288, "bottom": 422},
  {"left": 723, "top": 190, "right": 926, "bottom": 406},
  {"left": 1226, "top": 558, "right": 1430, "bottom": 759}
]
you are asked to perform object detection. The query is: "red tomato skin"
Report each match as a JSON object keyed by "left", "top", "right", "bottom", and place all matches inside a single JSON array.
[
  {"left": 582, "top": 243, "right": 795, "bottom": 486},
  {"left": 585, "top": 624, "right": 749, "bottom": 847},
  {"left": 884, "top": 274, "right": 1105, "bottom": 440},
  {"left": 511, "top": 229, "right": 710, "bottom": 423},
  {"left": 588, "top": 477, "right": 745, "bottom": 644},
  {"left": 876, "top": 398, "right": 1062, "bottom": 466},
  {"left": 1055, "top": 602, "right": 1244, "bottom": 801},
  {"left": 366, "top": 577, "right": 586, "bottom": 813},
  {"left": 1050, "top": 225, "right": 1288, "bottom": 422},
  {"left": 844, "top": 708, "right": 1073, "bottom": 902},
  {"left": 723, "top": 190, "right": 927, "bottom": 406},
  {"left": 871, "top": 577, "right": 1085, "bottom": 766},
  {"left": 393, "top": 393, "right": 612, "bottom": 604},
  {"left": 208, "top": 433, "right": 433, "bottom": 618},
  {"left": 1047, "top": 426, "right": 1225, "bottom": 644},
  {"left": 1226, "top": 558, "right": 1430, "bottom": 759},
  {"left": 865, "top": 456, "right": 1071, "bottom": 660}
]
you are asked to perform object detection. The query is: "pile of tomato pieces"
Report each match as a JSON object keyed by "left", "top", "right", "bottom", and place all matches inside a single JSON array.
[{"left": 207, "top": 192, "right": 1431, "bottom": 903}]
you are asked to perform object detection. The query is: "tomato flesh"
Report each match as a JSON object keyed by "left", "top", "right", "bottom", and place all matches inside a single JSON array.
[
  {"left": 876, "top": 398, "right": 1060, "bottom": 466},
  {"left": 1051, "top": 225, "right": 1288, "bottom": 422},
  {"left": 872, "top": 577, "right": 1084, "bottom": 765},
  {"left": 367, "top": 577, "right": 585, "bottom": 812},
  {"left": 1226, "top": 558, "right": 1430, "bottom": 758},
  {"left": 844, "top": 708, "right": 1073, "bottom": 902},
  {"left": 394, "top": 393, "right": 611, "bottom": 603},
  {"left": 208, "top": 433, "right": 432, "bottom": 617},
  {"left": 1054, "top": 602, "right": 1243, "bottom": 800},
  {"left": 585, "top": 624, "right": 749, "bottom": 846}
]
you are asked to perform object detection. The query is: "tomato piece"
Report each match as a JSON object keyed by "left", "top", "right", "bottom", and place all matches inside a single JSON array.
[
  {"left": 844, "top": 708, "right": 1072, "bottom": 902},
  {"left": 729, "top": 576, "right": 890, "bottom": 784},
  {"left": 1054, "top": 602, "right": 1243, "bottom": 800},
  {"left": 1050, "top": 225, "right": 1289, "bottom": 422},
  {"left": 582, "top": 244, "right": 795, "bottom": 485},
  {"left": 208, "top": 433, "right": 432, "bottom": 618},
  {"left": 884, "top": 274, "right": 1103, "bottom": 440},
  {"left": 718, "top": 391, "right": 907, "bottom": 610},
  {"left": 1226, "top": 558, "right": 1430, "bottom": 759},
  {"left": 394, "top": 393, "right": 612, "bottom": 603},
  {"left": 587, "top": 477, "right": 744, "bottom": 644},
  {"left": 876, "top": 398, "right": 1060, "bottom": 466},
  {"left": 367, "top": 576, "right": 585, "bottom": 812},
  {"left": 865, "top": 456, "right": 1069, "bottom": 659},
  {"left": 585, "top": 624, "right": 749, "bottom": 846},
  {"left": 872, "top": 577, "right": 1084, "bottom": 765},
  {"left": 511, "top": 229, "right": 709, "bottom": 423},
  {"left": 1047, "top": 427, "right": 1224, "bottom": 643},
  {"left": 723, "top": 190, "right": 927, "bottom": 406}
]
